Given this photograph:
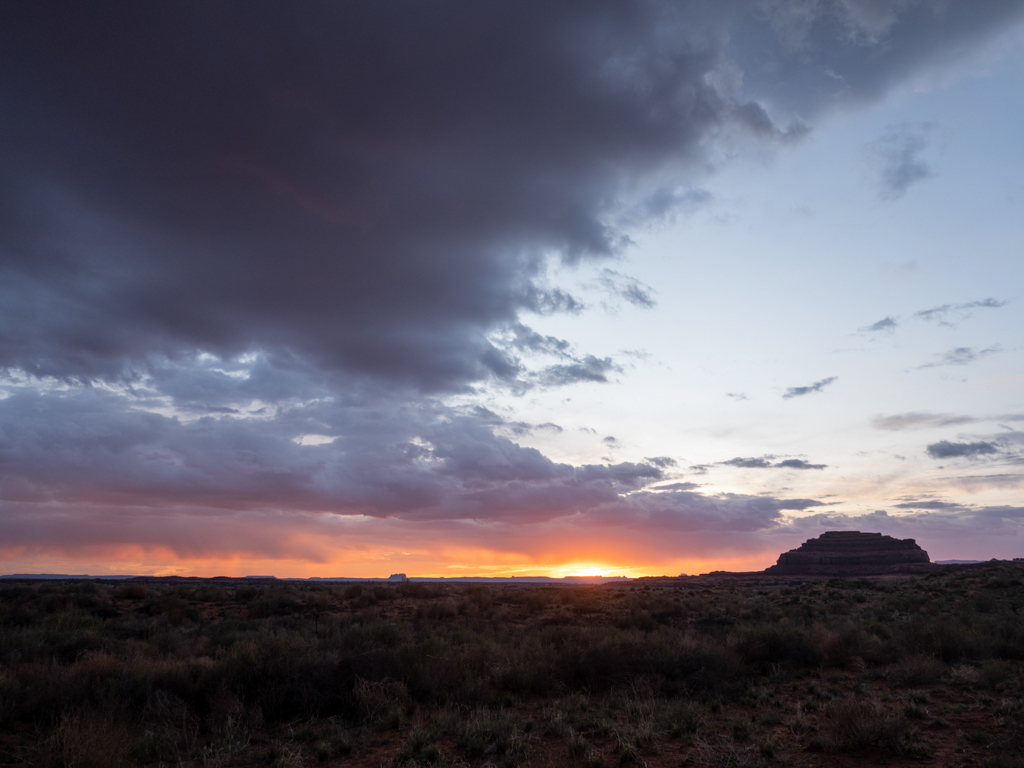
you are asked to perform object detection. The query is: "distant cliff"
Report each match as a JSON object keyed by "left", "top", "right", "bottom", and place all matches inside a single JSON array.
[{"left": 765, "top": 531, "right": 933, "bottom": 576}]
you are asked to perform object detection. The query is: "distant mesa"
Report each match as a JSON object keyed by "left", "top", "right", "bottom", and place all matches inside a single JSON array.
[
  {"left": 387, "top": 573, "right": 409, "bottom": 582},
  {"left": 765, "top": 531, "right": 932, "bottom": 576}
]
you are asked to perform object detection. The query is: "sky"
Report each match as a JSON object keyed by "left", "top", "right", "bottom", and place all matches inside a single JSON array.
[{"left": 2, "top": 1, "right": 1024, "bottom": 578}]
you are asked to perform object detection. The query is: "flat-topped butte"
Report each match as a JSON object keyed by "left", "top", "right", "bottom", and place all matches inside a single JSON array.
[{"left": 765, "top": 530, "right": 932, "bottom": 576}]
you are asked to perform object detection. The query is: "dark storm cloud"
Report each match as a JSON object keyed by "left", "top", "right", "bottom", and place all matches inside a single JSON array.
[
  {"left": 2, "top": 2, "right": 1021, "bottom": 391},
  {"left": 0, "top": 1, "right": 744, "bottom": 388},
  {"left": 782, "top": 376, "right": 837, "bottom": 399},
  {"left": 926, "top": 440, "right": 1000, "bottom": 459},
  {"left": 918, "top": 346, "right": 1001, "bottom": 369},
  {"left": 860, "top": 316, "right": 898, "bottom": 333},
  {"left": 868, "top": 125, "right": 932, "bottom": 200}
]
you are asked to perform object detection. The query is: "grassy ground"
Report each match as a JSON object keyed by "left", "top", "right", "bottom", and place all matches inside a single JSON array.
[{"left": 2, "top": 567, "right": 1024, "bottom": 767}]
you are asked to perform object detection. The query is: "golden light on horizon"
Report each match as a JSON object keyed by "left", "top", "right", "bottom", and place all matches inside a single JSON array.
[{"left": 562, "top": 566, "right": 605, "bottom": 577}]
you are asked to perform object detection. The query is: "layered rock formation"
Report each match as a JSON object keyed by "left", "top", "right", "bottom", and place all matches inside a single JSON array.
[{"left": 765, "top": 531, "right": 932, "bottom": 576}]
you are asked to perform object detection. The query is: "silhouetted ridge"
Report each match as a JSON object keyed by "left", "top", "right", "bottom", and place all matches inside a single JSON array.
[{"left": 765, "top": 531, "right": 931, "bottom": 576}]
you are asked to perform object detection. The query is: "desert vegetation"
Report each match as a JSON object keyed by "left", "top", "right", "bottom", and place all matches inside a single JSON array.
[{"left": 2, "top": 568, "right": 1024, "bottom": 767}]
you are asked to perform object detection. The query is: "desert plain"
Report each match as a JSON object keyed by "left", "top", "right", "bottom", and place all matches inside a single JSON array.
[{"left": 2, "top": 563, "right": 1024, "bottom": 768}]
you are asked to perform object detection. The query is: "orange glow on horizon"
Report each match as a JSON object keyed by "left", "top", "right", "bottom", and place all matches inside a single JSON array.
[{"left": 0, "top": 540, "right": 783, "bottom": 580}]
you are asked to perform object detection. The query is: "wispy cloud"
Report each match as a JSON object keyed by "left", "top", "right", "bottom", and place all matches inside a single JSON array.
[
  {"left": 651, "top": 481, "right": 700, "bottom": 491},
  {"left": 859, "top": 316, "right": 898, "bottom": 333},
  {"left": 874, "top": 413, "right": 1024, "bottom": 431},
  {"left": 893, "top": 499, "right": 966, "bottom": 511},
  {"left": 621, "top": 186, "right": 713, "bottom": 227},
  {"left": 868, "top": 124, "right": 933, "bottom": 200},
  {"left": 858, "top": 298, "right": 1005, "bottom": 337},
  {"left": 783, "top": 377, "right": 837, "bottom": 399},
  {"left": 593, "top": 269, "right": 656, "bottom": 310},
  {"left": 915, "top": 298, "right": 1006, "bottom": 326},
  {"left": 872, "top": 413, "right": 978, "bottom": 431},
  {"left": 918, "top": 346, "right": 1001, "bottom": 369}
]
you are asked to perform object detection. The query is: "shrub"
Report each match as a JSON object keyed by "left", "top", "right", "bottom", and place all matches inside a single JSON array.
[
  {"left": 885, "top": 655, "right": 945, "bottom": 688},
  {"left": 43, "top": 711, "right": 132, "bottom": 768},
  {"left": 353, "top": 677, "right": 411, "bottom": 727},
  {"left": 981, "top": 659, "right": 1014, "bottom": 688},
  {"left": 457, "top": 708, "right": 527, "bottom": 759},
  {"left": 820, "top": 699, "right": 916, "bottom": 754},
  {"left": 112, "top": 583, "right": 149, "bottom": 601},
  {"left": 735, "top": 624, "right": 823, "bottom": 673},
  {"left": 663, "top": 700, "right": 702, "bottom": 737}
]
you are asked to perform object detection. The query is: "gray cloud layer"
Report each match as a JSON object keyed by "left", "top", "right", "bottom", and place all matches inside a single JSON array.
[{"left": 0, "top": 368, "right": 662, "bottom": 522}]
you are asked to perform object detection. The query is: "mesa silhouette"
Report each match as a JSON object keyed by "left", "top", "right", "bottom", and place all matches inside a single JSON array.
[{"left": 765, "top": 530, "right": 933, "bottom": 576}]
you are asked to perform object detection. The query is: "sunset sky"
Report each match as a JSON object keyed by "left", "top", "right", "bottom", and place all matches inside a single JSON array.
[{"left": 2, "top": 2, "right": 1024, "bottom": 578}]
